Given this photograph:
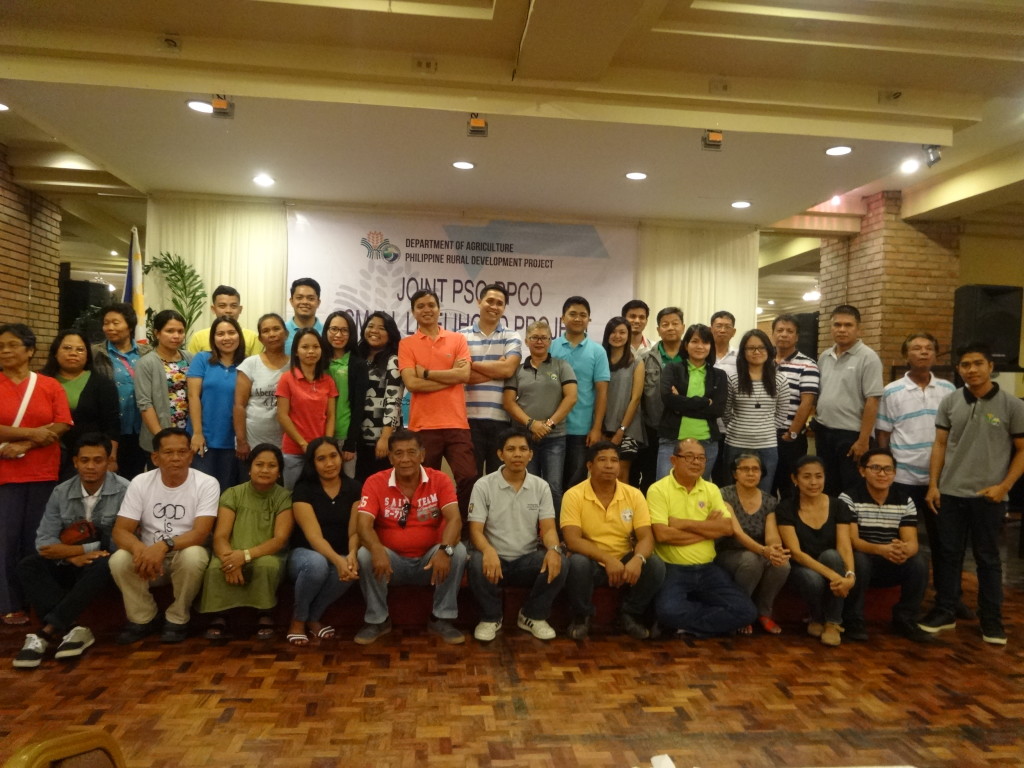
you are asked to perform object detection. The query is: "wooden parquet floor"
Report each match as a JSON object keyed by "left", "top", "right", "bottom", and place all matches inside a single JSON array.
[{"left": 2, "top": 576, "right": 1023, "bottom": 767}]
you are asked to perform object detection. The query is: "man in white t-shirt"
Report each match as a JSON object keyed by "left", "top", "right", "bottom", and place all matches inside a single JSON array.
[{"left": 109, "top": 428, "right": 219, "bottom": 644}]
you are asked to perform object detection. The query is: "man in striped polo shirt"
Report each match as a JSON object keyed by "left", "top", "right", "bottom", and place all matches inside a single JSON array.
[
  {"left": 772, "top": 314, "right": 819, "bottom": 499},
  {"left": 459, "top": 283, "right": 522, "bottom": 475}
]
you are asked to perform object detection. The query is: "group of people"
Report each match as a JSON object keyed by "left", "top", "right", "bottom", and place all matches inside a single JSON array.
[{"left": 3, "top": 278, "right": 1021, "bottom": 669}]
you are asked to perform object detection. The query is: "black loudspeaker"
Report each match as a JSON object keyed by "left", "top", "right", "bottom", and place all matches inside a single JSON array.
[
  {"left": 952, "top": 284, "right": 1022, "bottom": 370},
  {"left": 794, "top": 312, "right": 819, "bottom": 360}
]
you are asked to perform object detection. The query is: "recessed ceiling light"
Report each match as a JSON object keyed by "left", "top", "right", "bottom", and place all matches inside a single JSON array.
[
  {"left": 625, "top": 172, "right": 647, "bottom": 181},
  {"left": 900, "top": 158, "right": 921, "bottom": 174},
  {"left": 109, "top": 250, "right": 118, "bottom": 256},
  {"left": 452, "top": 161, "right": 474, "bottom": 170},
  {"left": 0, "top": 103, "right": 9, "bottom": 112},
  {"left": 756, "top": 307, "right": 764, "bottom": 315},
  {"left": 803, "top": 289, "right": 821, "bottom": 302},
  {"left": 731, "top": 200, "right": 751, "bottom": 209},
  {"left": 767, "top": 300, "right": 775, "bottom": 306},
  {"left": 253, "top": 173, "right": 275, "bottom": 187},
  {"left": 831, "top": 195, "right": 842, "bottom": 205},
  {"left": 187, "top": 100, "right": 214, "bottom": 114},
  {"left": 825, "top": 145, "right": 852, "bottom": 156}
]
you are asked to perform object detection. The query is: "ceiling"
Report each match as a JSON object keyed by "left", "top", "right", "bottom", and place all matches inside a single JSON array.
[{"left": 1, "top": 0, "right": 1023, "bottom": 316}]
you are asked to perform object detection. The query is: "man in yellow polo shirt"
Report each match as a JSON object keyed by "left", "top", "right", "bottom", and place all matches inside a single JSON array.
[
  {"left": 648, "top": 438, "right": 756, "bottom": 636},
  {"left": 561, "top": 441, "right": 665, "bottom": 640}
]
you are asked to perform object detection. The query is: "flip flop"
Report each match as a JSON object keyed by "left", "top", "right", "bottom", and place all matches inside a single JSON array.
[
  {"left": 316, "top": 625, "right": 336, "bottom": 640},
  {"left": 286, "top": 633, "right": 309, "bottom": 646},
  {"left": 256, "top": 615, "right": 275, "bottom": 639},
  {"left": 758, "top": 615, "right": 783, "bottom": 635},
  {"left": 204, "top": 619, "right": 229, "bottom": 641}
]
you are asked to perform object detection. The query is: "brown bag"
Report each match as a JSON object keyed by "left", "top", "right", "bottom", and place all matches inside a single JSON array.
[{"left": 60, "top": 519, "right": 98, "bottom": 545}]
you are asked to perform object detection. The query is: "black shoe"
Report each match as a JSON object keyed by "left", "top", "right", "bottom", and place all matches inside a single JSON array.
[
  {"left": 160, "top": 621, "right": 189, "bottom": 643},
  {"left": 980, "top": 620, "right": 1007, "bottom": 646},
  {"left": 567, "top": 616, "right": 590, "bottom": 641},
  {"left": 894, "top": 620, "right": 935, "bottom": 644},
  {"left": 955, "top": 603, "right": 977, "bottom": 621},
  {"left": 618, "top": 612, "right": 650, "bottom": 640},
  {"left": 844, "top": 621, "right": 869, "bottom": 642},
  {"left": 918, "top": 608, "right": 956, "bottom": 634},
  {"left": 116, "top": 618, "right": 161, "bottom": 645}
]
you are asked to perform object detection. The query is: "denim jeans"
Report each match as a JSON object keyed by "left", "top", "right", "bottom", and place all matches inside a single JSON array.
[
  {"left": 789, "top": 549, "right": 848, "bottom": 625},
  {"left": 356, "top": 543, "right": 468, "bottom": 624},
  {"left": 655, "top": 561, "right": 757, "bottom": 636},
  {"left": 17, "top": 553, "right": 114, "bottom": 635},
  {"left": 846, "top": 550, "right": 927, "bottom": 625},
  {"left": 283, "top": 454, "right": 304, "bottom": 490},
  {"left": 467, "top": 548, "right": 567, "bottom": 622},
  {"left": 657, "top": 438, "right": 717, "bottom": 483},
  {"left": 288, "top": 547, "right": 355, "bottom": 623},
  {"left": 715, "top": 548, "right": 791, "bottom": 618},
  {"left": 0, "top": 481, "right": 55, "bottom": 613},
  {"left": 724, "top": 445, "right": 778, "bottom": 494},
  {"left": 529, "top": 435, "right": 566, "bottom": 519},
  {"left": 564, "top": 552, "right": 666, "bottom": 621},
  {"left": 933, "top": 494, "right": 1005, "bottom": 623}
]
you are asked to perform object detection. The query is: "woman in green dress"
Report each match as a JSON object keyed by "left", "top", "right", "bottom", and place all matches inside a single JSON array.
[{"left": 199, "top": 443, "right": 294, "bottom": 639}]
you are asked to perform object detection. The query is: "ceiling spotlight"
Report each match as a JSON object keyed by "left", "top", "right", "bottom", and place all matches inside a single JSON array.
[
  {"left": 625, "top": 172, "right": 647, "bottom": 181},
  {"left": 253, "top": 173, "right": 275, "bottom": 187},
  {"left": 187, "top": 100, "right": 214, "bottom": 114},
  {"left": 831, "top": 195, "right": 842, "bottom": 206},
  {"left": 825, "top": 145, "right": 852, "bottom": 156},
  {"left": 731, "top": 200, "right": 751, "bottom": 209},
  {"left": 0, "top": 103, "right": 9, "bottom": 112},
  {"left": 803, "top": 289, "right": 821, "bottom": 302},
  {"left": 923, "top": 144, "right": 942, "bottom": 168},
  {"left": 702, "top": 129, "right": 723, "bottom": 151},
  {"left": 109, "top": 250, "right": 118, "bottom": 256},
  {"left": 767, "top": 300, "right": 775, "bottom": 306},
  {"left": 756, "top": 307, "right": 764, "bottom": 315},
  {"left": 900, "top": 158, "right": 921, "bottom": 174},
  {"left": 107, "top": 283, "right": 116, "bottom": 293},
  {"left": 452, "top": 161, "right": 474, "bottom": 170}
]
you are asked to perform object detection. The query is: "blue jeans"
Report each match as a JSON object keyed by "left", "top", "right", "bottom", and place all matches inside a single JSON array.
[
  {"left": 724, "top": 445, "right": 778, "bottom": 494},
  {"left": 283, "top": 454, "right": 304, "bottom": 490},
  {"left": 933, "top": 494, "right": 1005, "bottom": 623},
  {"left": 467, "top": 548, "right": 567, "bottom": 622},
  {"left": 191, "top": 447, "right": 240, "bottom": 493},
  {"left": 529, "top": 435, "right": 566, "bottom": 519},
  {"left": 715, "top": 548, "right": 791, "bottom": 618},
  {"left": 356, "top": 543, "right": 468, "bottom": 624},
  {"left": 0, "top": 481, "right": 54, "bottom": 613},
  {"left": 288, "top": 547, "right": 355, "bottom": 623},
  {"left": 564, "top": 552, "right": 666, "bottom": 621},
  {"left": 657, "top": 438, "right": 717, "bottom": 483},
  {"left": 655, "top": 562, "right": 757, "bottom": 636},
  {"left": 846, "top": 550, "right": 927, "bottom": 626},
  {"left": 789, "top": 549, "right": 847, "bottom": 624}
]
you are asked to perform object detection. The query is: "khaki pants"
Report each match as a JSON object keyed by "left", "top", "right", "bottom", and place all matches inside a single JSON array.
[{"left": 109, "top": 546, "right": 210, "bottom": 625}]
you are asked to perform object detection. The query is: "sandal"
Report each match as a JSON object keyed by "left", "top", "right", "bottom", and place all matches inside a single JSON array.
[
  {"left": 2, "top": 611, "right": 29, "bottom": 626},
  {"left": 315, "top": 625, "right": 336, "bottom": 640},
  {"left": 257, "top": 615, "right": 275, "bottom": 640},
  {"left": 737, "top": 624, "right": 753, "bottom": 635},
  {"left": 204, "top": 619, "right": 229, "bottom": 641},
  {"left": 758, "top": 615, "right": 782, "bottom": 635},
  {"left": 286, "top": 633, "right": 309, "bottom": 646}
]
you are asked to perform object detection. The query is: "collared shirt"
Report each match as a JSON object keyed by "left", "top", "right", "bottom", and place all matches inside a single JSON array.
[
  {"left": 839, "top": 481, "right": 916, "bottom": 546},
  {"left": 35, "top": 471, "right": 130, "bottom": 552},
  {"left": 101, "top": 339, "right": 144, "bottom": 434},
  {"left": 274, "top": 367, "right": 338, "bottom": 456},
  {"left": 630, "top": 335, "right": 653, "bottom": 357},
  {"left": 876, "top": 372, "right": 956, "bottom": 485},
  {"left": 777, "top": 349, "right": 820, "bottom": 426},
  {"left": 285, "top": 318, "right": 324, "bottom": 354},
  {"left": 647, "top": 474, "right": 731, "bottom": 566},
  {"left": 550, "top": 334, "right": 611, "bottom": 436},
  {"left": 560, "top": 479, "right": 651, "bottom": 559},
  {"left": 816, "top": 340, "right": 883, "bottom": 431},
  {"left": 468, "top": 467, "right": 554, "bottom": 559},
  {"left": 187, "top": 326, "right": 263, "bottom": 356},
  {"left": 459, "top": 321, "right": 522, "bottom": 422},
  {"left": 504, "top": 355, "right": 576, "bottom": 438},
  {"left": 186, "top": 351, "right": 239, "bottom": 450},
  {"left": 358, "top": 466, "right": 458, "bottom": 558},
  {"left": 714, "top": 349, "right": 738, "bottom": 432},
  {"left": 398, "top": 326, "right": 472, "bottom": 430},
  {"left": 679, "top": 361, "right": 710, "bottom": 440}
]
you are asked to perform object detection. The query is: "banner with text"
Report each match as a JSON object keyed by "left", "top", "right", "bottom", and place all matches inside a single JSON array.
[{"left": 286, "top": 209, "right": 637, "bottom": 338}]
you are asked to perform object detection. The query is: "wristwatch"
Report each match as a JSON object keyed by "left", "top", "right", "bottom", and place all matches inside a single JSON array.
[
  {"left": 160, "top": 535, "right": 175, "bottom": 552},
  {"left": 442, "top": 545, "right": 455, "bottom": 557},
  {"left": 549, "top": 543, "right": 566, "bottom": 555},
  {"left": 244, "top": 549, "right": 252, "bottom": 563},
  {"left": 788, "top": 431, "right": 798, "bottom": 440}
]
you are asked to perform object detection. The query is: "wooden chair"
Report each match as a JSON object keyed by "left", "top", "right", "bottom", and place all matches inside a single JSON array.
[{"left": 3, "top": 730, "right": 126, "bottom": 768}]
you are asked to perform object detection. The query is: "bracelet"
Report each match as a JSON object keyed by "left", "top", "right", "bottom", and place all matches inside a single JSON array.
[
  {"left": 244, "top": 549, "right": 252, "bottom": 563},
  {"left": 844, "top": 570, "right": 855, "bottom": 580},
  {"left": 545, "top": 419, "right": 556, "bottom": 428},
  {"left": 618, "top": 425, "right": 626, "bottom": 432},
  {"left": 635, "top": 553, "right": 647, "bottom": 565}
]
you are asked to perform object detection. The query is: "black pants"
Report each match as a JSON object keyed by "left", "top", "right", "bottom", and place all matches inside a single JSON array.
[
  {"left": 17, "top": 553, "right": 114, "bottom": 635},
  {"left": 773, "top": 430, "right": 809, "bottom": 500}
]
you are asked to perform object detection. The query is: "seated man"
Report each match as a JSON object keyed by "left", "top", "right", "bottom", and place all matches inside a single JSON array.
[
  {"left": 561, "top": 441, "right": 665, "bottom": 640},
  {"left": 355, "top": 428, "right": 468, "bottom": 645},
  {"left": 14, "top": 433, "right": 130, "bottom": 668},
  {"left": 467, "top": 428, "right": 566, "bottom": 642},
  {"left": 839, "top": 448, "right": 932, "bottom": 643},
  {"left": 109, "top": 427, "right": 218, "bottom": 644},
  {"left": 648, "top": 438, "right": 757, "bottom": 637}
]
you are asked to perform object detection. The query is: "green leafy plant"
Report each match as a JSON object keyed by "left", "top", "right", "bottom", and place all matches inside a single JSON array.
[{"left": 143, "top": 251, "right": 208, "bottom": 341}]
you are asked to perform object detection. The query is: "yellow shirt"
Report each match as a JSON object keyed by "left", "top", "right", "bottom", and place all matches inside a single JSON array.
[
  {"left": 187, "top": 327, "right": 263, "bottom": 356},
  {"left": 560, "top": 480, "right": 651, "bottom": 559},
  {"left": 647, "top": 474, "right": 731, "bottom": 566}
]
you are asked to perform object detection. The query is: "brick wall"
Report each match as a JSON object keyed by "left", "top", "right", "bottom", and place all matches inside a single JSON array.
[
  {"left": 0, "top": 143, "right": 62, "bottom": 361},
  {"left": 818, "top": 191, "right": 960, "bottom": 382}
]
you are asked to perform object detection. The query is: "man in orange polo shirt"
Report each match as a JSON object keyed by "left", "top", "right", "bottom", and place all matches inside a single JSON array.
[{"left": 398, "top": 289, "right": 477, "bottom": 516}]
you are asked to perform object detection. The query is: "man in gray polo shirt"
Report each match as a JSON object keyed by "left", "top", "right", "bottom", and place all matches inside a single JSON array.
[
  {"left": 815, "top": 304, "right": 883, "bottom": 496},
  {"left": 467, "top": 429, "right": 567, "bottom": 642},
  {"left": 919, "top": 343, "right": 1024, "bottom": 645}
]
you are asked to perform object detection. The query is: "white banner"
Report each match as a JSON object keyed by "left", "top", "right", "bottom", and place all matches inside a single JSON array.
[{"left": 286, "top": 209, "right": 637, "bottom": 337}]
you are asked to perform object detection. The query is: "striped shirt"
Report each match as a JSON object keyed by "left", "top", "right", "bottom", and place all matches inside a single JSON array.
[
  {"left": 459, "top": 321, "right": 522, "bottom": 422},
  {"left": 724, "top": 371, "right": 790, "bottom": 449},
  {"left": 875, "top": 372, "right": 956, "bottom": 485},
  {"left": 839, "top": 483, "right": 916, "bottom": 546},
  {"left": 776, "top": 350, "right": 820, "bottom": 427}
]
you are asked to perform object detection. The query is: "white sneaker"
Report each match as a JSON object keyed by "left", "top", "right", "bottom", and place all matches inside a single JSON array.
[
  {"left": 517, "top": 611, "right": 556, "bottom": 640},
  {"left": 55, "top": 626, "right": 95, "bottom": 659},
  {"left": 13, "top": 634, "right": 48, "bottom": 669},
  {"left": 473, "top": 621, "right": 502, "bottom": 642}
]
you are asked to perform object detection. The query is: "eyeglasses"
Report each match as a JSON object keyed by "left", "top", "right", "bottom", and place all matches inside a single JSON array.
[
  {"left": 673, "top": 453, "right": 707, "bottom": 463},
  {"left": 744, "top": 346, "right": 768, "bottom": 353},
  {"left": 527, "top": 335, "right": 551, "bottom": 342},
  {"left": 864, "top": 464, "right": 896, "bottom": 475},
  {"left": 398, "top": 501, "right": 411, "bottom": 528},
  {"left": 326, "top": 327, "right": 350, "bottom": 336}
]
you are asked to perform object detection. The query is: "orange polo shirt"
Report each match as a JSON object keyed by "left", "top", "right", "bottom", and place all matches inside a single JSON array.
[{"left": 398, "top": 327, "right": 471, "bottom": 430}]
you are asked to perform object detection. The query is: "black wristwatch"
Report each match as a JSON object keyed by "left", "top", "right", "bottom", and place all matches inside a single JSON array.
[
  {"left": 442, "top": 545, "right": 455, "bottom": 557},
  {"left": 160, "top": 535, "right": 175, "bottom": 552}
]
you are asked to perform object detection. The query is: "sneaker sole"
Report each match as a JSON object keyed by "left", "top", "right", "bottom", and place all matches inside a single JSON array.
[
  {"left": 55, "top": 637, "right": 94, "bottom": 659},
  {"left": 982, "top": 634, "right": 1007, "bottom": 645},
  {"left": 917, "top": 622, "right": 955, "bottom": 634},
  {"left": 354, "top": 625, "right": 392, "bottom": 645},
  {"left": 12, "top": 658, "right": 42, "bottom": 669},
  {"left": 516, "top": 619, "right": 555, "bottom": 640}
]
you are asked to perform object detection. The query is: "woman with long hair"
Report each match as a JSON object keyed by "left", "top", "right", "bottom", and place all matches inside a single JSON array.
[
  {"left": 324, "top": 310, "right": 370, "bottom": 480},
  {"left": 355, "top": 311, "right": 404, "bottom": 482},
  {"left": 658, "top": 323, "right": 728, "bottom": 481},
  {"left": 187, "top": 316, "right": 246, "bottom": 491},
  {"left": 234, "top": 313, "right": 290, "bottom": 461},
  {"left": 135, "top": 309, "right": 193, "bottom": 455},
  {"left": 724, "top": 328, "right": 790, "bottom": 493},
  {"left": 40, "top": 329, "right": 119, "bottom": 480},
  {"left": 276, "top": 329, "right": 337, "bottom": 489},
  {"left": 600, "top": 317, "right": 645, "bottom": 482}
]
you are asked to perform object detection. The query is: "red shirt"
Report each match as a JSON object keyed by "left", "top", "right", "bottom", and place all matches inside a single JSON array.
[
  {"left": 0, "top": 373, "right": 73, "bottom": 484},
  {"left": 397, "top": 328, "right": 471, "bottom": 430},
  {"left": 275, "top": 368, "right": 338, "bottom": 456},
  {"left": 358, "top": 466, "right": 457, "bottom": 558}
]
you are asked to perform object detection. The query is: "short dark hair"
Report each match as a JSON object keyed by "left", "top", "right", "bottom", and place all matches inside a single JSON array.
[
  {"left": 901, "top": 332, "right": 938, "bottom": 357},
  {"left": 479, "top": 283, "right": 509, "bottom": 302},
  {"left": 388, "top": 428, "right": 423, "bottom": 451},
  {"left": 41, "top": 330, "right": 94, "bottom": 376},
  {"left": 75, "top": 432, "right": 112, "bottom": 456},
  {"left": 153, "top": 427, "right": 190, "bottom": 452},
  {"left": 772, "top": 313, "right": 800, "bottom": 331},
  {"left": 290, "top": 277, "right": 321, "bottom": 298},
  {"left": 410, "top": 289, "right": 439, "bottom": 311},
  {"left": 257, "top": 313, "right": 287, "bottom": 336},
  {"left": 831, "top": 304, "right": 861, "bottom": 322},
  {"left": 710, "top": 310, "right": 736, "bottom": 326},
  {"left": 621, "top": 299, "right": 649, "bottom": 317},
  {"left": 586, "top": 440, "right": 620, "bottom": 463},
  {"left": 209, "top": 316, "right": 246, "bottom": 366},
  {"left": 211, "top": 285, "right": 240, "bottom": 301},
  {"left": 298, "top": 436, "right": 343, "bottom": 486},
  {"left": 859, "top": 447, "right": 897, "bottom": 469},
  {"left": 100, "top": 302, "right": 137, "bottom": 332},
  {"left": 152, "top": 309, "right": 186, "bottom": 333},
  {"left": 497, "top": 427, "right": 531, "bottom": 451},
  {"left": 729, "top": 451, "right": 763, "bottom": 474},
  {"left": 0, "top": 323, "right": 37, "bottom": 350},
  {"left": 956, "top": 342, "right": 994, "bottom": 363},
  {"left": 246, "top": 443, "right": 285, "bottom": 477},
  {"left": 656, "top": 306, "right": 684, "bottom": 325},
  {"left": 562, "top": 296, "right": 591, "bottom": 316},
  {"left": 681, "top": 324, "right": 716, "bottom": 365}
]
